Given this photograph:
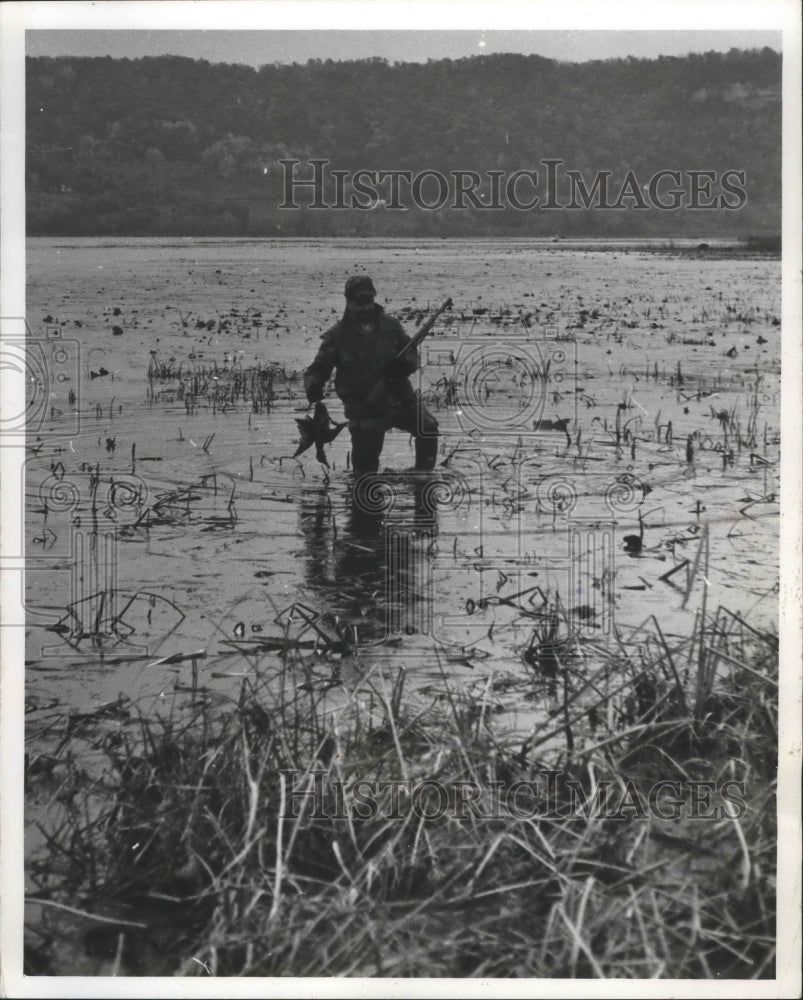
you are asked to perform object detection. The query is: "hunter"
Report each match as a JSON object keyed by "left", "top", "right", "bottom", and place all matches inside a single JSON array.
[{"left": 303, "top": 276, "right": 439, "bottom": 476}]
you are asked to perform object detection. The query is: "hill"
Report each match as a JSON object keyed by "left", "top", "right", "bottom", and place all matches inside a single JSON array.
[{"left": 26, "top": 49, "right": 781, "bottom": 238}]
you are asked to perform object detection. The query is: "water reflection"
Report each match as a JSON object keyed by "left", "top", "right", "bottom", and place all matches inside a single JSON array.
[{"left": 299, "top": 478, "right": 439, "bottom": 644}]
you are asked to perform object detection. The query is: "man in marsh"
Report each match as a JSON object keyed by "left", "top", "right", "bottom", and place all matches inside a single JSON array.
[{"left": 303, "top": 276, "right": 439, "bottom": 476}]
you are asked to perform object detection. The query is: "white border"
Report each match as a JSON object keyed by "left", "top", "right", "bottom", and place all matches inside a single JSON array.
[
  {"left": 2, "top": 3, "right": 801, "bottom": 998},
  {"left": 6, "top": 0, "right": 797, "bottom": 32}
]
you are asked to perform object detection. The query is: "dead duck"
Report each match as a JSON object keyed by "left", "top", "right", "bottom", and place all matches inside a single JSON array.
[{"left": 293, "top": 401, "right": 348, "bottom": 467}]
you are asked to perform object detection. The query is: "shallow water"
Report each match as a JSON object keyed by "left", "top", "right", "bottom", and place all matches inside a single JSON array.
[{"left": 23, "top": 237, "right": 780, "bottom": 739}]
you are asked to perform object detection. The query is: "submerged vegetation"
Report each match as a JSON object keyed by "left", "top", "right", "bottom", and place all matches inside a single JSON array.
[{"left": 26, "top": 606, "right": 777, "bottom": 977}]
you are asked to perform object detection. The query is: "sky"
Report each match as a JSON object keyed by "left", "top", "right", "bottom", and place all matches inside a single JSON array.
[{"left": 25, "top": 28, "right": 783, "bottom": 66}]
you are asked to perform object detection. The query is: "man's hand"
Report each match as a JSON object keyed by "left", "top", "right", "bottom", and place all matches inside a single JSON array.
[{"left": 306, "top": 383, "right": 324, "bottom": 404}]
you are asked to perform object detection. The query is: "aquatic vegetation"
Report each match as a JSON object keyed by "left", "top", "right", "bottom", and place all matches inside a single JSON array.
[
  {"left": 26, "top": 606, "right": 777, "bottom": 977},
  {"left": 23, "top": 238, "right": 783, "bottom": 979}
]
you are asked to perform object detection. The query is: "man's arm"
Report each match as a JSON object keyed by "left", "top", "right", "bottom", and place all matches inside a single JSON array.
[
  {"left": 387, "top": 320, "right": 419, "bottom": 379},
  {"left": 303, "top": 330, "right": 338, "bottom": 403}
]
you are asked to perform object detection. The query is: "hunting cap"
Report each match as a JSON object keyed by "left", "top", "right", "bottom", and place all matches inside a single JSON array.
[{"left": 344, "top": 275, "right": 376, "bottom": 301}]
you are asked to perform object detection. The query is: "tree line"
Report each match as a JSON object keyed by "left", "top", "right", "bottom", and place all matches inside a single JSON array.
[{"left": 26, "top": 48, "right": 781, "bottom": 238}]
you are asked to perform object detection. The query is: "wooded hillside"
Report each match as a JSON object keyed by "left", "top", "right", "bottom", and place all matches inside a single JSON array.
[{"left": 26, "top": 48, "right": 781, "bottom": 237}]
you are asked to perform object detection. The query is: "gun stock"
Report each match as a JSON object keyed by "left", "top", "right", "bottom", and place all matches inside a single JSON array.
[{"left": 364, "top": 297, "right": 453, "bottom": 413}]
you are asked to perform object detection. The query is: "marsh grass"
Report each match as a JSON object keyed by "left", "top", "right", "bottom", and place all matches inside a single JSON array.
[
  {"left": 147, "top": 355, "right": 303, "bottom": 416},
  {"left": 25, "top": 605, "right": 777, "bottom": 979}
]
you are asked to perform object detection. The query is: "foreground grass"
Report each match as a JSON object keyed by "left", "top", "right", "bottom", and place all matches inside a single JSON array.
[{"left": 25, "top": 608, "right": 777, "bottom": 978}]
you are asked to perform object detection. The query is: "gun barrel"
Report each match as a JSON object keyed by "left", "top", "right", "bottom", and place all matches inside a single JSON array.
[{"left": 396, "top": 297, "right": 453, "bottom": 360}]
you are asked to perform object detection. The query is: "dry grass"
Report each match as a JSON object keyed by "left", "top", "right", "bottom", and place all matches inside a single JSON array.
[{"left": 26, "top": 608, "right": 777, "bottom": 978}]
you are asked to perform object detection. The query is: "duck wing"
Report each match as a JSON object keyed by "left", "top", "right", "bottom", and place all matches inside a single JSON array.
[
  {"left": 292, "top": 416, "right": 317, "bottom": 458},
  {"left": 322, "top": 419, "right": 348, "bottom": 444}
]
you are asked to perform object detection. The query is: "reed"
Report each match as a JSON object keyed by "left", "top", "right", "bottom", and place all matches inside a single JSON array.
[{"left": 27, "top": 608, "right": 777, "bottom": 978}]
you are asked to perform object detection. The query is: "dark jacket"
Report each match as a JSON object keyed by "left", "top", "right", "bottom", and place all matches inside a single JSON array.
[{"left": 304, "top": 305, "right": 419, "bottom": 417}]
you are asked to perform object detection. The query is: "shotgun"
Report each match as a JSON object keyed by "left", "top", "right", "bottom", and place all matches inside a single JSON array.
[{"left": 364, "top": 297, "right": 453, "bottom": 413}]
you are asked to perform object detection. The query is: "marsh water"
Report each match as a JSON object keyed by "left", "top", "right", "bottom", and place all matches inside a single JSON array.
[{"left": 23, "top": 237, "right": 780, "bottom": 742}]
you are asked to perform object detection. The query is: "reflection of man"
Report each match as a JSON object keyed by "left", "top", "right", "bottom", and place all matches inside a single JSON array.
[
  {"left": 303, "top": 276, "right": 438, "bottom": 476},
  {"left": 300, "top": 488, "right": 387, "bottom": 641},
  {"left": 299, "top": 486, "right": 438, "bottom": 643}
]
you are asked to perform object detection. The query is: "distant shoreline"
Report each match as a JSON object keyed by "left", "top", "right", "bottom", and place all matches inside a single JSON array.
[{"left": 23, "top": 233, "right": 782, "bottom": 258}]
